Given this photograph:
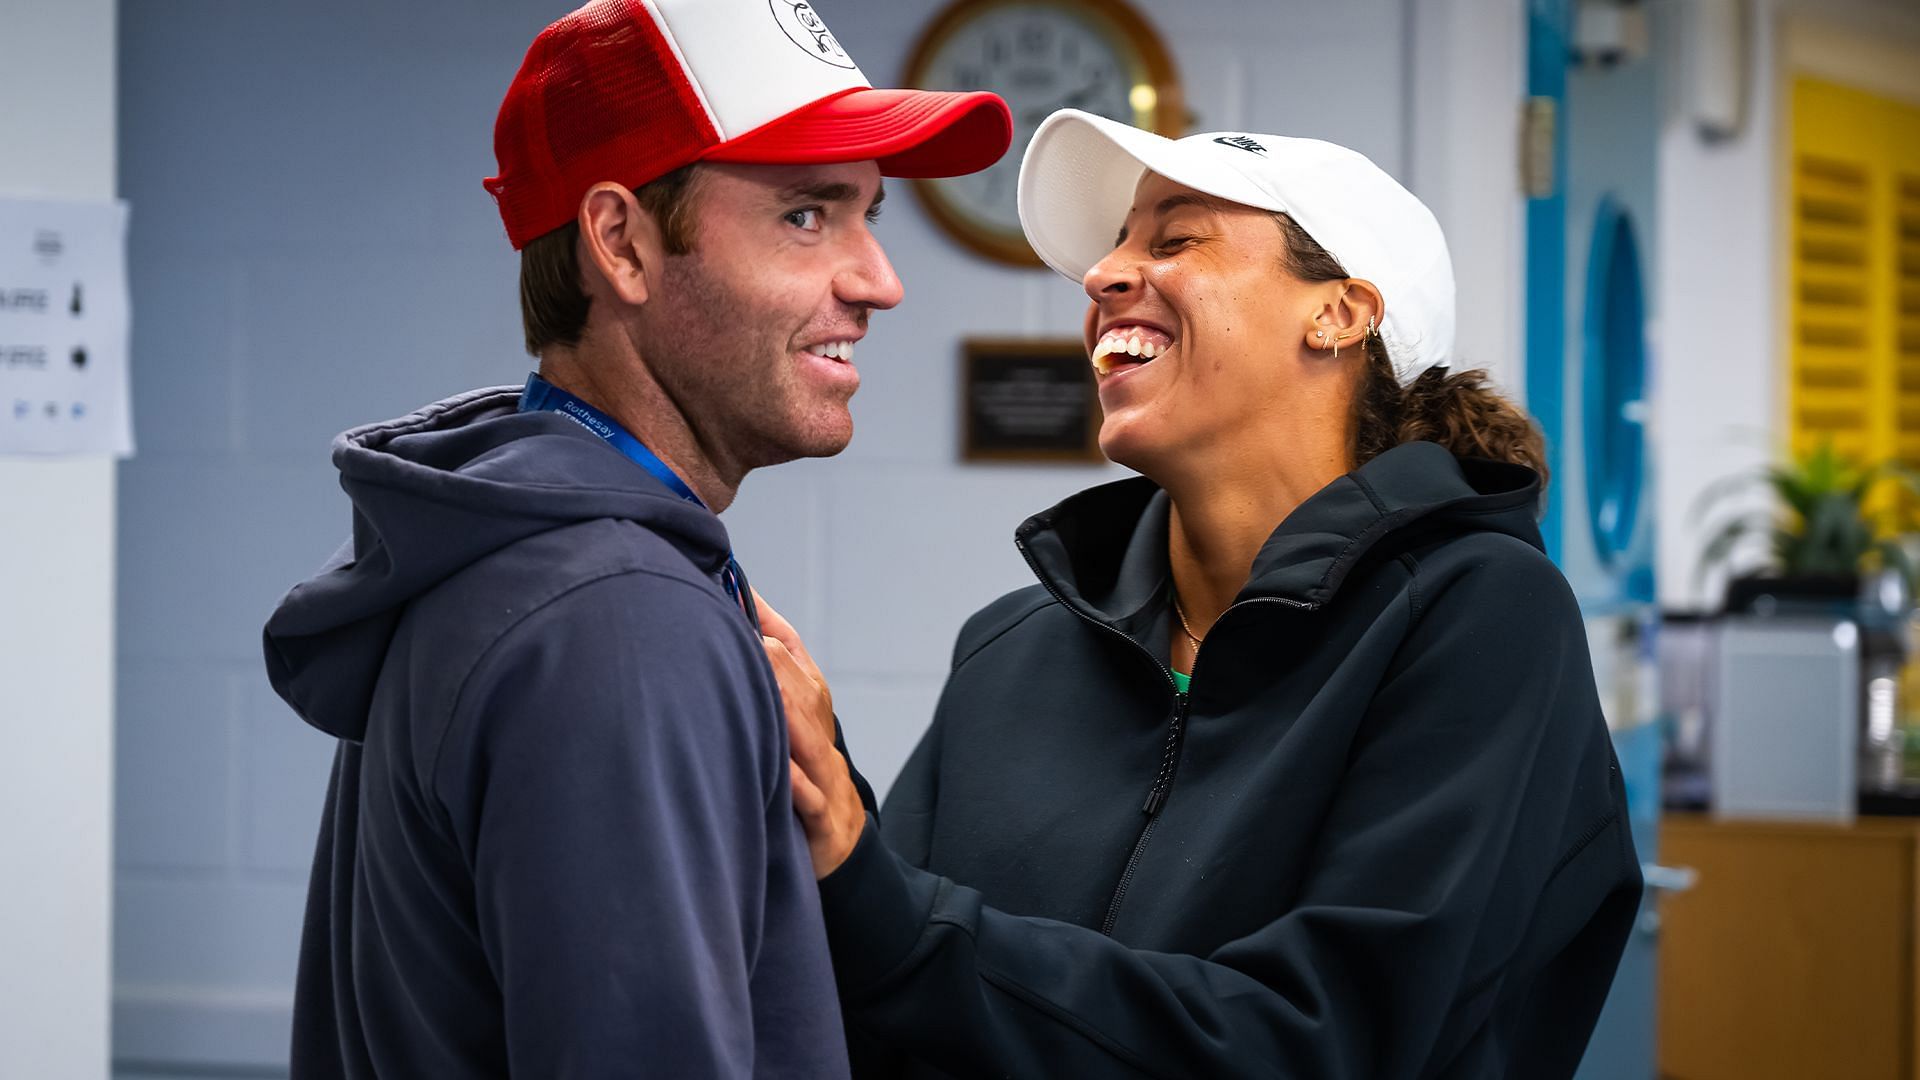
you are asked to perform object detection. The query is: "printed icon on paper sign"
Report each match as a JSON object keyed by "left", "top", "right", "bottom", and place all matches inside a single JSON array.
[
  {"left": 71, "top": 401, "right": 86, "bottom": 420},
  {"left": 33, "top": 230, "right": 63, "bottom": 261},
  {"left": 71, "top": 346, "right": 87, "bottom": 369},
  {"left": 44, "top": 401, "right": 58, "bottom": 419},
  {"left": 11, "top": 400, "right": 28, "bottom": 420},
  {"left": 70, "top": 283, "right": 83, "bottom": 316}
]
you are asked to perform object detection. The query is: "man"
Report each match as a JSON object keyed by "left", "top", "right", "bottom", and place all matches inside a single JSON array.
[{"left": 261, "top": 1, "right": 1008, "bottom": 1074}]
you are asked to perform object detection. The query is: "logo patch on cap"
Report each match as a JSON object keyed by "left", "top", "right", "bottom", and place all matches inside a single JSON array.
[
  {"left": 1213, "top": 135, "right": 1268, "bottom": 155},
  {"left": 770, "top": 0, "right": 856, "bottom": 69}
]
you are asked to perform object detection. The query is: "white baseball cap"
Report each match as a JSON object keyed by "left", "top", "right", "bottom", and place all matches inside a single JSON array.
[{"left": 1017, "top": 109, "right": 1455, "bottom": 383}]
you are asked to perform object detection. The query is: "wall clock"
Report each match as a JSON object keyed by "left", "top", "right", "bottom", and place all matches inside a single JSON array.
[{"left": 903, "top": 0, "right": 1184, "bottom": 266}]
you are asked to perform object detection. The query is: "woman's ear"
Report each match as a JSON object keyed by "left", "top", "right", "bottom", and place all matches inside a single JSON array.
[
  {"left": 1300, "top": 312, "right": 1333, "bottom": 354},
  {"left": 1300, "top": 278, "right": 1384, "bottom": 354},
  {"left": 1337, "top": 279, "right": 1385, "bottom": 347},
  {"left": 575, "top": 182, "right": 666, "bottom": 308},
  {"left": 1303, "top": 279, "right": 1385, "bottom": 356}
]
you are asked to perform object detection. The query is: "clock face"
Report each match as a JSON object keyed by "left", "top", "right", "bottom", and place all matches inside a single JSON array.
[{"left": 912, "top": 3, "right": 1162, "bottom": 259}]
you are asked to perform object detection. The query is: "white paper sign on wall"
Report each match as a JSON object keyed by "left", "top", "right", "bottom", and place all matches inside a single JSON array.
[{"left": 0, "top": 197, "right": 132, "bottom": 457}]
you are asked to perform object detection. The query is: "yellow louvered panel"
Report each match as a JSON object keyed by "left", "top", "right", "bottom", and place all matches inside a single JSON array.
[
  {"left": 1789, "top": 128, "right": 1875, "bottom": 462},
  {"left": 1797, "top": 386, "right": 1867, "bottom": 413},
  {"left": 1799, "top": 233, "right": 1869, "bottom": 269},
  {"left": 1800, "top": 359, "right": 1868, "bottom": 390},
  {"left": 1799, "top": 197, "right": 1869, "bottom": 230},
  {"left": 1800, "top": 277, "right": 1868, "bottom": 310},
  {"left": 1787, "top": 80, "right": 1920, "bottom": 528},
  {"left": 1900, "top": 183, "right": 1920, "bottom": 301},
  {"left": 1899, "top": 172, "right": 1920, "bottom": 521},
  {"left": 1797, "top": 319, "right": 1868, "bottom": 349},
  {"left": 1826, "top": 431, "right": 1872, "bottom": 463}
]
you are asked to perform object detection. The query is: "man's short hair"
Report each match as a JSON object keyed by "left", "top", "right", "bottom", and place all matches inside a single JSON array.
[{"left": 519, "top": 164, "right": 704, "bottom": 357}]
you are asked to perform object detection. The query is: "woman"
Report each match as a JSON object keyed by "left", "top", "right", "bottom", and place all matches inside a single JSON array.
[{"left": 762, "top": 110, "right": 1642, "bottom": 1079}]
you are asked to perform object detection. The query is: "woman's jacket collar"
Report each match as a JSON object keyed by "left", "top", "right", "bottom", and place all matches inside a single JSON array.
[{"left": 1014, "top": 441, "right": 1544, "bottom": 631}]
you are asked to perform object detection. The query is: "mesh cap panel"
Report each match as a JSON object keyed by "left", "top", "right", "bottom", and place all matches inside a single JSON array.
[{"left": 487, "top": 0, "right": 716, "bottom": 248}]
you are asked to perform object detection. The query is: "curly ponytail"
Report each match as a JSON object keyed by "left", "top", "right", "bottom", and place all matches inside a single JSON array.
[
  {"left": 1271, "top": 214, "right": 1550, "bottom": 492},
  {"left": 1352, "top": 352, "right": 1550, "bottom": 485}
]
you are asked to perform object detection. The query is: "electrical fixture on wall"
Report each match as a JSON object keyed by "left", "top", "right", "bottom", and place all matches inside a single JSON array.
[
  {"left": 902, "top": 0, "right": 1183, "bottom": 266},
  {"left": 1682, "top": 0, "right": 1750, "bottom": 142},
  {"left": 1572, "top": 0, "right": 1651, "bottom": 68}
]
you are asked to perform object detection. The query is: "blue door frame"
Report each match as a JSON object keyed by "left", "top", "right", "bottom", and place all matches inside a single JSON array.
[{"left": 1527, "top": 0, "right": 1572, "bottom": 565}]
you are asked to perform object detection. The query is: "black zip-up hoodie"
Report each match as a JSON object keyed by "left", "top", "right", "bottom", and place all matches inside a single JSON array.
[
  {"left": 819, "top": 441, "right": 1641, "bottom": 1079},
  {"left": 263, "top": 386, "right": 848, "bottom": 1078}
]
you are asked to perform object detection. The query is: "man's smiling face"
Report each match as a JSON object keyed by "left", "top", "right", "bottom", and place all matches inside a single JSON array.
[{"left": 633, "top": 161, "right": 902, "bottom": 469}]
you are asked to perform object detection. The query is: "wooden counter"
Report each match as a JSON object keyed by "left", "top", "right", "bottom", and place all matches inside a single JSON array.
[{"left": 1657, "top": 815, "right": 1920, "bottom": 1080}]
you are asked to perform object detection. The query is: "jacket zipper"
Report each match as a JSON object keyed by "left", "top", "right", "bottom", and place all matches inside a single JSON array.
[
  {"left": 1141, "top": 691, "right": 1189, "bottom": 815},
  {"left": 1101, "top": 689, "right": 1188, "bottom": 934},
  {"left": 1015, "top": 536, "right": 1319, "bottom": 936},
  {"left": 1014, "top": 534, "right": 1179, "bottom": 774}
]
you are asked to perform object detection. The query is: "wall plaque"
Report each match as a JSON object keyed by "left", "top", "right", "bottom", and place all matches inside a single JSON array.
[{"left": 961, "top": 338, "right": 1103, "bottom": 463}]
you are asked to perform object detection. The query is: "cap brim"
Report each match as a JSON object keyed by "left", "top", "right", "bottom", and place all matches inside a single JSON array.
[
  {"left": 703, "top": 88, "right": 1012, "bottom": 179},
  {"left": 1017, "top": 109, "right": 1282, "bottom": 282}
]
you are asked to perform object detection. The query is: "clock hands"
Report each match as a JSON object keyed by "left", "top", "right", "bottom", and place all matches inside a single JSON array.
[
  {"left": 1018, "top": 75, "right": 1111, "bottom": 129},
  {"left": 1063, "top": 74, "right": 1110, "bottom": 112}
]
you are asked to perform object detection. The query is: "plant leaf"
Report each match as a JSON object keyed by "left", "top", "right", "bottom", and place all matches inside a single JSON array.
[
  {"left": 1694, "top": 514, "right": 1770, "bottom": 587},
  {"left": 1687, "top": 466, "right": 1768, "bottom": 525}
]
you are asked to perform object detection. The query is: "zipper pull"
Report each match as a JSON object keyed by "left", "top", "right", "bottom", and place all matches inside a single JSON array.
[{"left": 1140, "top": 692, "right": 1188, "bottom": 815}]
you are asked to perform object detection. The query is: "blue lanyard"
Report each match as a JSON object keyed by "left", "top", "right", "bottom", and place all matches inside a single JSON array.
[
  {"left": 518, "top": 373, "right": 759, "bottom": 628},
  {"left": 519, "top": 373, "right": 705, "bottom": 507}
]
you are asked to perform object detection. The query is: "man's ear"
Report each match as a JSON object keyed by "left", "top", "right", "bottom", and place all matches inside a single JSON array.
[{"left": 576, "top": 182, "right": 664, "bottom": 308}]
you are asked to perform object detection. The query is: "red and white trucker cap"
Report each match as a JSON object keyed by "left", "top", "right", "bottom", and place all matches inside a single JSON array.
[
  {"left": 1019, "top": 109, "right": 1456, "bottom": 383},
  {"left": 485, "top": 0, "right": 1013, "bottom": 250}
]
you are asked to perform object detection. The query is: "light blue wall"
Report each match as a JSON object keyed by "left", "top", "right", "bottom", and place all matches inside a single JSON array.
[
  {"left": 1557, "top": 47, "right": 1662, "bottom": 613},
  {"left": 114, "top": 0, "right": 1412, "bottom": 1071}
]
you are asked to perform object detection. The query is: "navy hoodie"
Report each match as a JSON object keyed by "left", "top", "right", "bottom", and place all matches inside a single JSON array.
[{"left": 263, "top": 386, "right": 850, "bottom": 1078}]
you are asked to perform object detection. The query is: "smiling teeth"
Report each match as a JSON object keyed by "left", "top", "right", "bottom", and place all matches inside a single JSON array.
[
  {"left": 806, "top": 341, "right": 855, "bottom": 361},
  {"left": 1089, "top": 329, "right": 1168, "bottom": 375}
]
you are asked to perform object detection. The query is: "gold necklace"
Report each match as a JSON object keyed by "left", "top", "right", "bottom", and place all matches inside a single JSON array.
[{"left": 1172, "top": 594, "right": 1204, "bottom": 650}]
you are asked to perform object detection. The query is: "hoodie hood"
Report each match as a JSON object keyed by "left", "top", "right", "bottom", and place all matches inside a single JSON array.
[
  {"left": 263, "top": 385, "right": 732, "bottom": 742},
  {"left": 1017, "top": 441, "right": 1543, "bottom": 628}
]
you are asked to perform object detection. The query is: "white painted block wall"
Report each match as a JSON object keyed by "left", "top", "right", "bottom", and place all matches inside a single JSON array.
[
  {"left": 0, "top": 1, "right": 116, "bottom": 1076},
  {"left": 106, "top": 0, "right": 1920, "bottom": 1070},
  {"left": 110, "top": 0, "right": 1531, "bottom": 1069}
]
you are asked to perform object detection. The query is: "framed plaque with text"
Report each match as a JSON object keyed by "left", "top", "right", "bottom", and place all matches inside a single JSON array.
[{"left": 960, "top": 338, "right": 1104, "bottom": 464}]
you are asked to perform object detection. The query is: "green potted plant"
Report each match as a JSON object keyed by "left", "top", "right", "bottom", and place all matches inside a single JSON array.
[{"left": 1694, "top": 440, "right": 1918, "bottom": 612}]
